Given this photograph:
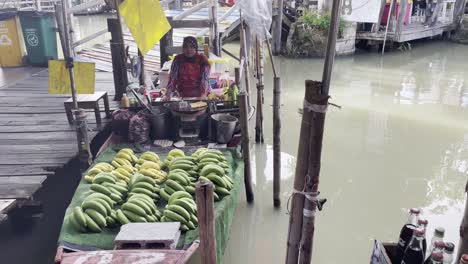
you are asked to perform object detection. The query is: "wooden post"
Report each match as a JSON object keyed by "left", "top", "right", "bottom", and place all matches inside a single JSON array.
[
  {"left": 211, "top": 0, "right": 220, "bottom": 56},
  {"left": 255, "top": 37, "right": 264, "bottom": 143},
  {"left": 138, "top": 49, "right": 145, "bottom": 86},
  {"left": 234, "top": 67, "right": 240, "bottom": 85},
  {"left": 240, "top": 21, "right": 251, "bottom": 109},
  {"left": 457, "top": 182, "right": 468, "bottom": 263},
  {"left": 373, "top": 0, "right": 387, "bottom": 33},
  {"left": 108, "top": 18, "right": 128, "bottom": 101},
  {"left": 272, "top": 0, "right": 284, "bottom": 55},
  {"left": 286, "top": 0, "right": 340, "bottom": 262},
  {"left": 382, "top": 0, "right": 395, "bottom": 55},
  {"left": 395, "top": 0, "right": 408, "bottom": 41},
  {"left": 273, "top": 76, "right": 281, "bottom": 207},
  {"left": 238, "top": 92, "right": 254, "bottom": 203},
  {"left": 160, "top": 17, "right": 174, "bottom": 67},
  {"left": 195, "top": 181, "right": 217, "bottom": 264}
]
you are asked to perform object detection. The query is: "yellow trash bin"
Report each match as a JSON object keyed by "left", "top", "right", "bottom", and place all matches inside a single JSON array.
[{"left": 0, "top": 9, "right": 24, "bottom": 67}]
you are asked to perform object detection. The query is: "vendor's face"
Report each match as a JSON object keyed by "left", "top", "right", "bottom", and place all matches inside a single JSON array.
[{"left": 183, "top": 45, "right": 196, "bottom": 58}]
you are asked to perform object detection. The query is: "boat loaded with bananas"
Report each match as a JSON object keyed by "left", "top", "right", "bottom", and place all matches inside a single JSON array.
[{"left": 57, "top": 145, "right": 243, "bottom": 261}]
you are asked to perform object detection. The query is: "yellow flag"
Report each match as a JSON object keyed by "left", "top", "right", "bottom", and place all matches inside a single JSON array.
[
  {"left": 48, "top": 60, "right": 95, "bottom": 94},
  {"left": 119, "top": 0, "right": 172, "bottom": 55}
]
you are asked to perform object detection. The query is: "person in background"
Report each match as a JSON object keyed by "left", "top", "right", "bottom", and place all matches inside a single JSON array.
[{"left": 165, "top": 36, "right": 211, "bottom": 99}]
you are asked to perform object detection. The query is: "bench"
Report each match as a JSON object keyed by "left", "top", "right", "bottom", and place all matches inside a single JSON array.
[{"left": 64, "top": 91, "right": 111, "bottom": 124}]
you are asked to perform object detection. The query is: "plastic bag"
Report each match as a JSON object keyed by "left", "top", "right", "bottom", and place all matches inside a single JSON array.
[
  {"left": 111, "top": 109, "right": 135, "bottom": 139},
  {"left": 128, "top": 112, "right": 151, "bottom": 144},
  {"left": 237, "top": 0, "right": 273, "bottom": 41}
]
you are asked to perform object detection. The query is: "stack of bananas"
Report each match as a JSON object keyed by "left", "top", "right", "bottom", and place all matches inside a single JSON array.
[
  {"left": 83, "top": 162, "right": 114, "bottom": 183},
  {"left": 111, "top": 149, "right": 138, "bottom": 168},
  {"left": 161, "top": 191, "right": 198, "bottom": 232},
  {"left": 89, "top": 172, "right": 128, "bottom": 205},
  {"left": 128, "top": 174, "right": 160, "bottom": 202},
  {"left": 111, "top": 165, "right": 135, "bottom": 185},
  {"left": 135, "top": 151, "right": 161, "bottom": 168},
  {"left": 160, "top": 168, "right": 196, "bottom": 200},
  {"left": 163, "top": 149, "right": 187, "bottom": 168},
  {"left": 68, "top": 192, "right": 119, "bottom": 233},
  {"left": 195, "top": 149, "right": 233, "bottom": 201},
  {"left": 116, "top": 192, "right": 162, "bottom": 224}
]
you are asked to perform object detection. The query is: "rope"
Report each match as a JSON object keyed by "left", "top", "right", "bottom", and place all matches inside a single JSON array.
[{"left": 303, "top": 99, "right": 328, "bottom": 113}]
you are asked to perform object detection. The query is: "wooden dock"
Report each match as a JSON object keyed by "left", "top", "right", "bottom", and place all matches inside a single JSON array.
[
  {"left": 77, "top": 6, "right": 241, "bottom": 73},
  {"left": 0, "top": 69, "right": 118, "bottom": 220}
]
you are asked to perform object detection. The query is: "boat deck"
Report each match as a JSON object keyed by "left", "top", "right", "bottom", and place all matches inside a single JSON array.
[
  {"left": 0, "top": 69, "right": 118, "bottom": 220},
  {"left": 77, "top": 7, "right": 240, "bottom": 73},
  {"left": 356, "top": 21, "right": 455, "bottom": 42}
]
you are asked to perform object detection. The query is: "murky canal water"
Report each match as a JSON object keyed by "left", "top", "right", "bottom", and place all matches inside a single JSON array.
[{"left": 2, "top": 14, "right": 467, "bottom": 263}]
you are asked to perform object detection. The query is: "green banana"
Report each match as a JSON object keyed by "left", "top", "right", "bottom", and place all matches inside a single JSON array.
[
  {"left": 170, "top": 169, "right": 190, "bottom": 177},
  {"left": 199, "top": 157, "right": 220, "bottom": 164},
  {"left": 123, "top": 210, "right": 147, "bottom": 222},
  {"left": 200, "top": 164, "right": 224, "bottom": 177},
  {"left": 169, "top": 191, "right": 192, "bottom": 204},
  {"left": 116, "top": 209, "right": 130, "bottom": 225},
  {"left": 133, "top": 175, "right": 155, "bottom": 185},
  {"left": 164, "top": 185, "right": 176, "bottom": 195},
  {"left": 145, "top": 214, "right": 156, "bottom": 222},
  {"left": 187, "top": 220, "right": 196, "bottom": 230},
  {"left": 85, "top": 209, "right": 107, "bottom": 228},
  {"left": 106, "top": 216, "right": 116, "bottom": 227},
  {"left": 213, "top": 191, "right": 220, "bottom": 201},
  {"left": 90, "top": 184, "right": 111, "bottom": 196},
  {"left": 131, "top": 187, "right": 154, "bottom": 198},
  {"left": 198, "top": 176, "right": 211, "bottom": 183},
  {"left": 166, "top": 179, "right": 186, "bottom": 192},
  {"left": 154, "top": 209, "right": 162, "bottom": 219},
  {"left": 102, "top": 182, "right": 127, "bottom": 195},
  {"left": 122, "top": 202, "right": 146, "bottom": 217},
  {"left": 110, "top": 193, "right": 123, "bottom": 203},
  {"left": 82, "top": 200, "right": 107, "bottom": 216},
  {"left": 170, "top": 163, "right": 193, "bottom": 171},
  {"left": 116, "top": 152, "right": 133, "bottom": 162},
  {"left": 160, "top": 188, "right": 171, "bottom": 201},
  {"left": 84, "top": 213, "right": 102, "bottom": 232},
  {"left": 127, "top": 199, "right": 152, "bottom": 215},
  {"left": 164, "top": 210, "right": 188, "bottom": 224},
  {"left": 185, "top": 186, "right": 195, "bottom": 194},
  {"left": 91, "top": 198, "right": 112, "bottom": 215},
  {"left": 72, "top": 207, "right": 87, "bottom": 227},
  {"left": 168, "top": 149, "right": 185, "bottom": 158},
  {"left": 132, "top": 181, "right": 155, "bottom": 192},
  {"left": 224, "top": 175, "right": 234, "bottom": 185},
  {"left": 206, "top": 174, "right": 228, "bottom": 188},
  {"left": 86, "top": 193, "right": 114, "bottom": 207},
  {"left": 190, "top": 213, "right": 198, "bottom": 225},
  {"left": 168, "top": 173, "right": 189, "bottom": 186},
  {"left": 69, "top": 212, "right": 86, "bottom": 232},
  {"left": 130, "top": 197, "right": 156, "bottom": 214},
  {"left": 215, "top": 186, "right": 230, "bottom": 196},
  {"left": 180, "top": 224, "right": 189, "bottom": 231},
  {"left": 167, "top": 205, "right": 190, "bottom": 221}
]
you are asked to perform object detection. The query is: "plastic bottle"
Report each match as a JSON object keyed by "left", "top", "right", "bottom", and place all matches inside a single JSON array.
[
  {"left": 396, "top": 208, "right": 422, "bottom": 263},
  {"left": 443, "top": 242, "right": 454, "bottom": 264},
  {"left": 460, "top": 254, "right": 468, "bottom": 264},
  {"left": 426, "top": 252, "right": 444, "bottom": 264},
  {"left": 418, "top": 218, "right": 428, "bottom": 254},
  {"left": 402, "top": 228, "right": 426, "bottom": 264},
  {"left": 424, "top": 241, "right": 446, "bottom": 264},
  {"left": 121, "top": 93, "right": 130, "bottom": 108},
  {"left": 428, "top": 227, "right": 445, "bottom": 256}
]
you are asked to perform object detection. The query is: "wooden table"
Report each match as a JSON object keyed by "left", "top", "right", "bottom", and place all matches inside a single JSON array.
[{"left": 64, "top": 91, "right": 111, "bottom": 124}]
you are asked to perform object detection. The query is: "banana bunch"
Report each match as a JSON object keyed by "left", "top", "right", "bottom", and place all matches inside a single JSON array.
[
  {"left": 83, "top": 162, "right": 114, "bottom": 183},
  {"left": 163, "top": 149, "right": 186, "bottom": 168},
  {"left": 160, "top": 169, "right": 197, "bottom": 199},
  {"left": 116, "top": 194, "right": 162, "bottom": 224},
  {"left": 129, "top": 174, "right": 160, "bottom": 202},
  {"left": 137, "top": 161, "right": 168, "bottom": 184},
  {"left": 195, "top": 150, "right": 233, "bottom": 201},
  {"left": 135, "top": 151, "right": 161, "bottom": 169},
  {"left": 89, "top": 172, "right": 128, "bottom": 204},
  {"left": 195, "top": 149, "right": 229, "bottom": 174},
  {"left": 110, "top": 165, "right": 135, "bottom": 185},
  {"left": 161, "top": 191, "right": 198, "bottom": 232},
  {"left": 111, "top": 149, "right": 138, "bottom": 169},
  {"left": 68, "top": 192, "right": 119, "bottom": 233}
]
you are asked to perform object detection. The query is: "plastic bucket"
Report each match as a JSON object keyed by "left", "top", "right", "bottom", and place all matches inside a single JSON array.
[
  {"left": 146, "top": 106, "right": 171, "bottom": 140},
  {"left": 211, "top": 113, "right": 238, "bottom": 144}
]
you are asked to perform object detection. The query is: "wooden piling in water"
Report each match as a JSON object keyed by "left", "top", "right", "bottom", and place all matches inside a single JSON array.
[
  {"left": 273, "top": 76, "right": 281, "bottom": 207},
  {"left": 238, "top": 92, "right": 254, "bottom": 203},
  {"left": 195, "top": 181, "right": 217, "bottom": 264},
  {"left": 255, "top": 37, "right": 264, "bottom": 143},
  {"left": 108, "top": 18, "right": 128, "bottom": 101}
]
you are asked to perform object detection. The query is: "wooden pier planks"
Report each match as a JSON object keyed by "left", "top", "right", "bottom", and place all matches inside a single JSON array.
[
  {"left": 77, "top": 7, "right": 240, "bottom": 73},
  {"left": 0, "top": 69, "right": 117, "bottom": 213}
]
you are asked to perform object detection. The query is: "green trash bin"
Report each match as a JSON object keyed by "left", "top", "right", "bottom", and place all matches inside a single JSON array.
[{"left": 19, "top": 11, "right": 57, "bottom": 66}]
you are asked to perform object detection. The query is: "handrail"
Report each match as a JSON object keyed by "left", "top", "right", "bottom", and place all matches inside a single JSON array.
[
  {"left": 72, "top": 28, "right": 108, "bottom": 48},
  {"left": 67, "top": 0, "right": 105, "bottom": 14},
  {"left": 173, "top": 0, "right": 209, "bottom": 20},
  {"left": 197, "top": 3, "right": 238, "bottom": 36}
]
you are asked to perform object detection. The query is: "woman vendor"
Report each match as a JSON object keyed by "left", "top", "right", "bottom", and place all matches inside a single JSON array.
[{"left": 164, "top": 36, "right": 211, "bottom": 99}]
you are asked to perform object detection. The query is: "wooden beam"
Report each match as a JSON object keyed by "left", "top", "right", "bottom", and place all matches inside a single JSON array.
[
  {"left": 273, "top": 76, "right": 281, "bottom": 207},
  {"left": 173, "top": 0, "right": 210, "bottom": 20},
  {"left": 395, "top": 0, "right": 408, "bottom": 41},
  {"left": 195, "top": 181, "right": 217, "bottom": 264},
  {"left": 170, "top": 19, "right": 211, "bottom": 28},
  {"left": 238, "top": 92, "right": 254, "bottom": 203},
  {"left": 272, "top": 0, "right": 284, "bottom": 55},
  {"left": 373, "top": 0, "right": 387, "bottom": 33},
  {"left": 108, "top": 18, "right": 128, "bottom": 101},
  {"left": 67, "top": 0, "right": 105, "bottom": 14},
  {"left": 72, "top": 28, "right": 108, "bottom": 48}
]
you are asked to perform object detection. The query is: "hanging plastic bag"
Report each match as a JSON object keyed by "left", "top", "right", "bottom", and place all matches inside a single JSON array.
[
  {"left": 128, "top": 111, "right": 151, "bottom": 144},
  {"left": 237, "top": 0, "right": 273, "bottom": 41}
]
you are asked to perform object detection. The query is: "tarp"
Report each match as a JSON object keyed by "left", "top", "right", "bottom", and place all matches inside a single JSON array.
[
  {"left": 58, "top": 144, "right": 243, "bottom": 262},
  {"left": 237, "top": 0, "right": 272, "bottom": 40}
]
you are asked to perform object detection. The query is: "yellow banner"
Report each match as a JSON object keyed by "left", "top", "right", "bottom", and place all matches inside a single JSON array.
[
  {"left": 119, "top": 0, "right": 172, "bottom": 55},
  {"left": 48, "top": 60, "right": 95, "bottom": 94}
]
